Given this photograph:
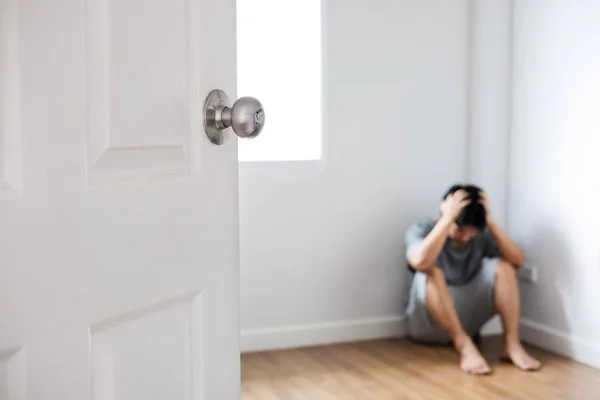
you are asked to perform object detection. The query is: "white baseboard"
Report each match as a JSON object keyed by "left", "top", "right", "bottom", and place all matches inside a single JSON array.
[
  {"left": 241, "top": 316, "right": 406, "bottom": 353},
  {"left": 241, "top": 315, "right": 600, "bottom": 371},
  {"left": 520, "top": 318, "right": 600, "bottom": 370}
]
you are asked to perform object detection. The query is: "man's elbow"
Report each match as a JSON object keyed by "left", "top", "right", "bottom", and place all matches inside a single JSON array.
[
  {"left": 514, "top": 254, "right": 526, "bottom": 269},
  {"left": 504, "top": 254, "right": 525, "bottom": 269},
  {"left": 408, "top": 254, "right": 430, "bottom": 272},
  {"left": 512, "top": 248, "right": 526, "bottom": 268},
  {"left": 412, "top": 263, "right": 431, "bottom": 272}
]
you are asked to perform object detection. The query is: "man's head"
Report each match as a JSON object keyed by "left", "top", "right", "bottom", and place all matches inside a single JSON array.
[{"left": 442, "top": 184, "right": 486, "bottom": 244}]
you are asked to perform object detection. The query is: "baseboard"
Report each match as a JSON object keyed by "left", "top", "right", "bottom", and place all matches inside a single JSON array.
[
  {"left": 241, "top": 316, "right": 406, "bottom": 353},
  {"left": 520, "top": 318, "right": 600, "bottom": 370}
]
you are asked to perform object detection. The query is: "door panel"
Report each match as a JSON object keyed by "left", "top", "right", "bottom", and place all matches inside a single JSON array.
[
  {"left": 91, "top": 294, "right": 202, "bottom": 400},
  {"left": 0, "top": 0, "right": 240, "bottom": 398},
  {"left": 86, "top": 0, "right": 193, "bottom": 185}
]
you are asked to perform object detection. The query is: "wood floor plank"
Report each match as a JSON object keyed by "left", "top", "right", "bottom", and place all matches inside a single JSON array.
[{"left": 241, "top": 338, "right": 600, "bottom": 399}]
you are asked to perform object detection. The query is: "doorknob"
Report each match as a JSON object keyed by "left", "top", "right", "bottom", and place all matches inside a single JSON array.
[{"left": 203, "top": 89, "right": 265, "bottom": 145}]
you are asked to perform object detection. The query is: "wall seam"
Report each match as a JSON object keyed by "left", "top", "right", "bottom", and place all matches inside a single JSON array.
[
  {"left": 465, "top": 0, "right": 475, "bottom": 183},
  {"left": 504, "top": 0, "right": 515, "bottom": 231}
]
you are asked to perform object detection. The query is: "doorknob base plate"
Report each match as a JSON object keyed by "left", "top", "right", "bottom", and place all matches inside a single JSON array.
[{"left": 203, "top": 89, "right": 231, "bottom": 145}]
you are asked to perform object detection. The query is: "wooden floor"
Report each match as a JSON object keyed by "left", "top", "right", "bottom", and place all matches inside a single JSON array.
[{"left": 241, "top": 337, "right": 600, "bottom": 399}]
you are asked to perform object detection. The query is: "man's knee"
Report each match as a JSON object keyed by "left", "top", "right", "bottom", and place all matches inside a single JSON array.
[
  {"left": 424, "top": 266, "right": 445, "bottom": 283},
  {"left": 495, "top": 259, "right": 517, "bottom": 279},
  {"left": 424, "top": 267, "right": 447, "bottom": 305}
]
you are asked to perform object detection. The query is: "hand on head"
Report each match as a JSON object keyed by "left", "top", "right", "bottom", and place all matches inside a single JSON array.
[
  {"left": 441, "top": 189, "right": 471, "bottom": 221},
  {"left": 441, "top": 185, "right": 490, "bottom": 221},
  {"left": 440, "top": 184, "right": 489, "bottom": 228}
]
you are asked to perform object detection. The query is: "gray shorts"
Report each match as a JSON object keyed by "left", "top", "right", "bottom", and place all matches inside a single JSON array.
[{"left": 405, "top": 258, "right": 499, "bottom": 344}]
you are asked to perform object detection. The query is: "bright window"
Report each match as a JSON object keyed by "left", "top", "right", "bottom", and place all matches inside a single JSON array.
[{"left": 236, "top": 0, "right": 322, "bottom": 162}]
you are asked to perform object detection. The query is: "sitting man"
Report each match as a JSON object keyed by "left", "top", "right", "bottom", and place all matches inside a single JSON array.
[{"left": 404, "top": 184, "right": 541, "bottom": 375}]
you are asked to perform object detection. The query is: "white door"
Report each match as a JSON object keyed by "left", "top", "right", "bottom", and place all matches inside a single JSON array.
[{"left": 0, "top": 0, "right": 242, "bottom": 398}]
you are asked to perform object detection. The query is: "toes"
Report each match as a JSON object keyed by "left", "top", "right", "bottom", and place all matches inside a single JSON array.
[
  {"left": 469, "top": 366, "right": 491, "bottom": 375},
  {"left": 514, "top": 357, "right": 542, "bottom": 371},
  {"left": 478, "top": 366, "right": 492, "bottom": 375},
  {"left": 462, "top": 362, "right": 492, "bottom": 375},
  {"left": 524, "top": 360, "right": 542, "bottom": 371},
  {"left": 503, "top": 347, "right": 543, "bottom": 371}
]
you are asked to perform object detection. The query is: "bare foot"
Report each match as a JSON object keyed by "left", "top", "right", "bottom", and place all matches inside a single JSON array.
[
  {"left": 456, "top": 338, "right": 492, "bottom": 375},
  {"left": 503, "top": 343, "right": 542, "bottom": 371}
]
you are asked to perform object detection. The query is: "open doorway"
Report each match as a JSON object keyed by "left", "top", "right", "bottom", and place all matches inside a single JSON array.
[{"left": 237, "top": 0, "right": 600, "bottom": 398}]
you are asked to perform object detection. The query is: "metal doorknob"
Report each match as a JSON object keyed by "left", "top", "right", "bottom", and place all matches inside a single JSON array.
[{"left": 203, "top": 89, "right": 265, "bottom": 145}]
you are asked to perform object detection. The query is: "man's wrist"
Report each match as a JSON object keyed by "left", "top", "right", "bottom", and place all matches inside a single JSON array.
[{"left": 439, "top": 214, "right": 456, "bottom": 227}]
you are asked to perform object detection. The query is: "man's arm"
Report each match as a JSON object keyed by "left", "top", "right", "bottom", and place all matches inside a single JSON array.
[
  {"left": 480, "top": 192, "right": 525, "bottom": 268},
  {"left": 487, "top": 219, "right": 525, "bottom": 268},
  {"left": 407, "top": 216, "right": 454, "bottom": 271},
  {"left": 407, "top": 190, "right": 471, "bottom": 271}
]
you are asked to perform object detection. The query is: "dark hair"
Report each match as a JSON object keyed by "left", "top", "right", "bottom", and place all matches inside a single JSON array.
[{"left": 443, "top": 184, "right": 486, "bottom": 230}]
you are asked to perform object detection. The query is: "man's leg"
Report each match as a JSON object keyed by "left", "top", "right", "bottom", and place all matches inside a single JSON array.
[
  {"left": 495, "top": 260, "right": 542, "bottom": 371},
  {"left": 424, "top": 267, "right": 491, "bottom": 375}
]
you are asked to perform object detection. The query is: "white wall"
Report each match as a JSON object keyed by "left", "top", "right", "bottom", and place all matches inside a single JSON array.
[
  {"left": 509, "top": 0, "right": 600, "bottom": 367},
  {"left": 239, "top": 0, "right": 470, "bottom": 350}
]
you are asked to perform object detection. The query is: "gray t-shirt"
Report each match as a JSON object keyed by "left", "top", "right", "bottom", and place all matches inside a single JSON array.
[{"left": 404, "top": 219, "right": 500, "bottom": 285}]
